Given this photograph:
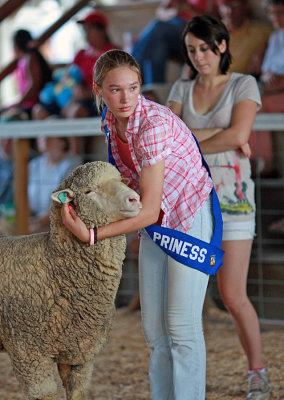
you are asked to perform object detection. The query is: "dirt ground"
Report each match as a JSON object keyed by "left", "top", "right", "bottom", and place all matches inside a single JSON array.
[{"left": 0, "top": 305, "right": 283, "bottom": 400}]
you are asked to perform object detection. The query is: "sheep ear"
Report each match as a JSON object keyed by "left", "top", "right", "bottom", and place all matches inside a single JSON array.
[{"left": 51, "top": 188, "right": 74, "bottom": 204}]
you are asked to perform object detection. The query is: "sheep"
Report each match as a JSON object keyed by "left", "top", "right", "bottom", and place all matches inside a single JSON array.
[{"left": 0, "top": 161, "right": 141, "bottom": 400}]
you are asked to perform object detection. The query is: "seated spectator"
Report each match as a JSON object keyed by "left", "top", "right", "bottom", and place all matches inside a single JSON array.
[
  {"left": 251, "top": 0, "right": 284, "bottom": 176},
  {"left": 259, "top": 0, "right": 284, "bottom": 233},
  {"left": 131, "top": 0, "right": 216, "bottom": 84},
  {"left": 0, "top": 139, "right": 14, "bottom": 234},
  {"left": 28, "top": 137, "right": 82, "bottom": 233},
  {"left": 0, "top": 139, "right": 13, "bottom": 206},
  {"left": 0, "top": 29, "right": 52, "bottom": 121},
  {"left": 216, "top": 0, "right": 272, "bottom": 77},
  {"left": 32, "top": 11, "right": 118, "bottom": 121},
  {"left": 260, "top": 0, "right": 284, "bottom": 101}
]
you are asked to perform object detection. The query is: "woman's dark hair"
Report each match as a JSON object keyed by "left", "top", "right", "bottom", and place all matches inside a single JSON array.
[
  {"left": 13, "top": 29, "right": 33, "bottom": 52},
  {"left": 182, "top": 15, "right": 232, "bottom": 78}
]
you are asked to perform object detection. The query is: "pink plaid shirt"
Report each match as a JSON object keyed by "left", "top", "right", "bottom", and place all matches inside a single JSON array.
[{"left": 102, "top": 95, "right": 213, "bottom": 233}]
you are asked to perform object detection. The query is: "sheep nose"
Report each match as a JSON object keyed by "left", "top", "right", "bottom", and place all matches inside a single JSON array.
[{"left": 126, "top": 194, "right": 142, "bottom": 209}]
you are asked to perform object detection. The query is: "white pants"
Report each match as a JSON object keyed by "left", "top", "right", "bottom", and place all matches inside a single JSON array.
[{"left": 139, "top": 195, "right": 213, "bottom": 400}]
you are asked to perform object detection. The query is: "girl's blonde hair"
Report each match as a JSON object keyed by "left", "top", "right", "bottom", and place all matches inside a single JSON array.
[{"left": 93, "top": 49, "right": 142, "bottom": 111}]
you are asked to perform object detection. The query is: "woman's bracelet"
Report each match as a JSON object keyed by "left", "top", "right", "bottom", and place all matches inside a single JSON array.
[{"left": 89, "top": 227, "right": 97, "bottom": 246}]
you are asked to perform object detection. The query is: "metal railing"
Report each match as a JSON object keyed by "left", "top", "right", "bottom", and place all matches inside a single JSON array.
[{"left": 0, "top": 113, "right": 283, "bottom": 319}]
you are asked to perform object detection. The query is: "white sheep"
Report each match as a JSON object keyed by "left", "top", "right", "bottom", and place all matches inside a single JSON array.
[{"left": 0, "top": 161, "right": 141, "bottom": 400}]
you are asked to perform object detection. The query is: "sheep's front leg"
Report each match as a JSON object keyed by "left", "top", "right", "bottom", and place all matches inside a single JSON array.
[
  {"left": 58, "top": 360, "right": 94, "bottom": 400},
  {"left": 12, "top": 356, "right": 57, "bottom": 400},
  {"left": 24, "top": 368, "right": 57, "bottom": 400}
]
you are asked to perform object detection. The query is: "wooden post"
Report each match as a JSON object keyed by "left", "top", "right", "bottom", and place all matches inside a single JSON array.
[
  {"left": 0, "top": 0, "right": 28, "bottom": 22},
  {"left": 13, "top": 138, "right": 29, "bottom": 235}
]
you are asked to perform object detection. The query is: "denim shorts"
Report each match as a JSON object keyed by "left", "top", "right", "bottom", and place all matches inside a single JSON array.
[{"left": 222, "top": 219, "right": 255, "bottom": 241}]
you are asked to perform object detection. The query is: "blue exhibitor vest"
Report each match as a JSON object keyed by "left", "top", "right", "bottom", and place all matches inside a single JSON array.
[{"left": 101, "top": 106, "right": 224, "bottom": 275}]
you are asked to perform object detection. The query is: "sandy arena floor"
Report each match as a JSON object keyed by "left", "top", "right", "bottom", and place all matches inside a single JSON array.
[{"left": 0, "top": 305, "right": 283, "bottom": 400}]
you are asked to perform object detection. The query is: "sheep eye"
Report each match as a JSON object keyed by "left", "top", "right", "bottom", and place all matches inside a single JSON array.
[{"left": 84, "top": 190, "right": 92, "bottom": 195}]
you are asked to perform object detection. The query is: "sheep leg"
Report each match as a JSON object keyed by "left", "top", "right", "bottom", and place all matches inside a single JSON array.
[
  {"left": 58, "top": 360, "right": 94, "bottom": 400},
  {"left": 24, "top": 369, "right": 57, "bottom": 400},
  {"left": 11, "top": 355, "right": 57, "bottom": 400}
]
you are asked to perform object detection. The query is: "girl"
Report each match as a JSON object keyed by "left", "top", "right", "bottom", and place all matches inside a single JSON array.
[
  {"left": 168, "top": 16, "right": 270, "bottom": 400},
  {"left": 61, "top": 49, "right": 222, "bottom": 400}
]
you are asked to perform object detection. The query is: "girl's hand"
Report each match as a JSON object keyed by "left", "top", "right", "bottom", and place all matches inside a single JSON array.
[
  {"left": 239, "top": 142, "right": 251, "bottom": 158},
  {"left": 61, "top": 203, "right": 90, "bottom": 243}
]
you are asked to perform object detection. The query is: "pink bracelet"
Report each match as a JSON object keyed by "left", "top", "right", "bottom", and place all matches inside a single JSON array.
[
  {"left": 89, "top": 227, "right": 97, "bottom": 246},
  {"left": 90, "top": 228, "right": 94, "bottom": 245}
]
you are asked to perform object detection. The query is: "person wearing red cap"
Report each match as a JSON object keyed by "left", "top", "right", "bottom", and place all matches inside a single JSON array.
[
  {"left": 131, "top": 0, "right": 217, "bottom": 84},
  {"left": 61, "top": 11, "right": 118, "bottom": 119},
  {"left": 32, "top": 11, "right": 118, "bottom": 121},
  {"left": 76, "top": 10, "right": 109, "bottom": 27}
]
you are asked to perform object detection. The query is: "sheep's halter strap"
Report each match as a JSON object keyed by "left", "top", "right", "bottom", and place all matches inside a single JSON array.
[{"left": 101, "top": 106, "right": 224, "bottom": 276}]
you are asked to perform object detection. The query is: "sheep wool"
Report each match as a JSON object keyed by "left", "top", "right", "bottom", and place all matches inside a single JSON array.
[{"left": 0, "top": 161, "right": 141, "bottom": 400}]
